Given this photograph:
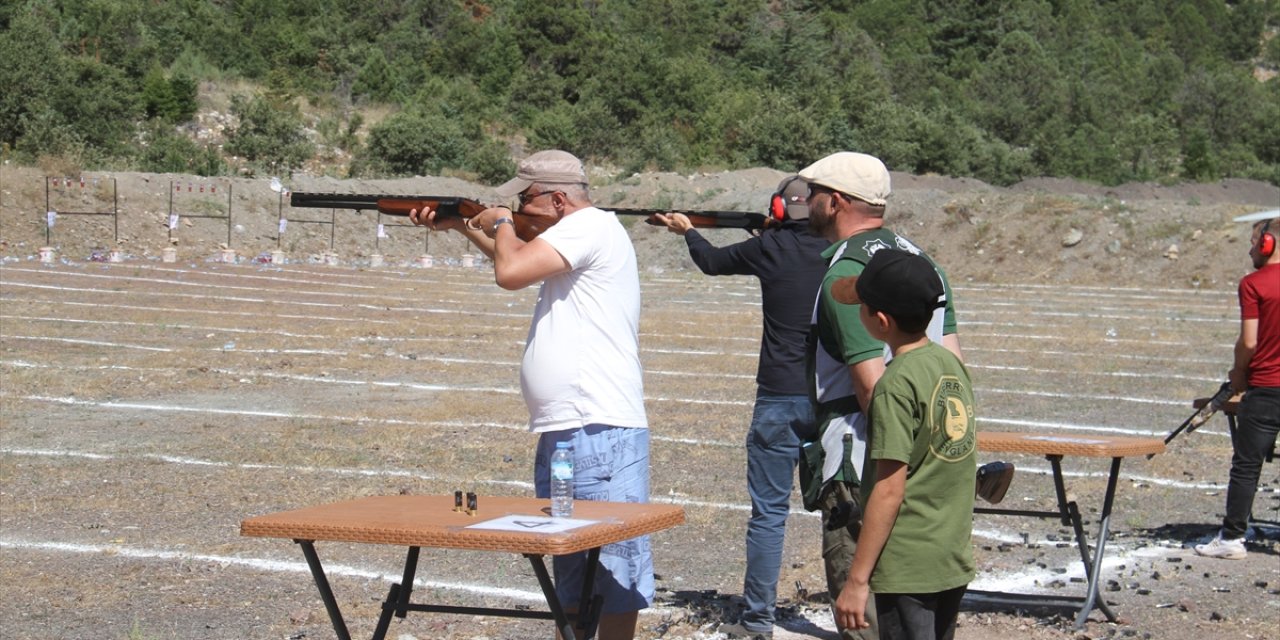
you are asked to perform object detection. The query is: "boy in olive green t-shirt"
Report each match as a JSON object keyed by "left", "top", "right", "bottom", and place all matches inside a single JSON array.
[{"left": 828, "top": 248, "right": 977, "bottom": 640}]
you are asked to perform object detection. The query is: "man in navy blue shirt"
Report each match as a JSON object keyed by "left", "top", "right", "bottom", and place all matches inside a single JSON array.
[{"left": 653, "top": 176, "right": 829, "bottom": 639}]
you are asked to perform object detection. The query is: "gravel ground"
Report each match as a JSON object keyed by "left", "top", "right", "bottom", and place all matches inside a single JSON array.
[{"left": 1, "top": 166, "right": 1278, "bottom": 640}]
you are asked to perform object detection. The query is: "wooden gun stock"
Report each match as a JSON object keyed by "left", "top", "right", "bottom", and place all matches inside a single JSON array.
[
  {"left": 289, "top": 192, "right": 776, "bottom": 240},
  {"left": 289, "top": 191, "right": 547, "bottom": 239}
]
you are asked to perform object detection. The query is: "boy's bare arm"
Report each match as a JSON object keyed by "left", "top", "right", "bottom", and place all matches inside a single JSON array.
[{"left": 834, "top": 459, "right": 906, "bottom": 631}]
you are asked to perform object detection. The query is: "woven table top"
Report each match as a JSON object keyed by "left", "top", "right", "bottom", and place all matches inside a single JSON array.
[
  {"left": 241, "top": 495, "right": 685, "bottom": 555},
  {"left": 979, "top": 431, "right": 1166, "bottom": 458}
]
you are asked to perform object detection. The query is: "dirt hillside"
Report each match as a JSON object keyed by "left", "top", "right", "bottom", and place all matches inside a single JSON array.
[{"left": 1, "top": 164, "right": 1276, "bottom": 289}]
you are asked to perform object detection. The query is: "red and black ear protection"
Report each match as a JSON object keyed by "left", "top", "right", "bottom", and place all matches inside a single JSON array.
[
  {"left": 769, "top": 191, "right": 788, "bottom": 223},
  {"left": 769, "top": 175, "right": 805, "bottom": 223},
  {"left": 1258, "top": 219, "right": 1276, "bottom": 258}
]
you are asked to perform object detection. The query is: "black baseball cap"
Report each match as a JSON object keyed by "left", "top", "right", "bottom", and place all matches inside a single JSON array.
[{"left": 831, "top": 249, "right": 945, "bottom": 320}]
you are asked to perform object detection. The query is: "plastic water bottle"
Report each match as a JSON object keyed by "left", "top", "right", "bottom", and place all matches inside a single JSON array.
[{"left": 550, "top": 441, "right": 574, "bottom": 518}]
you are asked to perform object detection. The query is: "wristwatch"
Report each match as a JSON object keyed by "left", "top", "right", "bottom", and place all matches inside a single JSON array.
[{"left": 492, "top": 217, "right": 514, "bottom": 232}]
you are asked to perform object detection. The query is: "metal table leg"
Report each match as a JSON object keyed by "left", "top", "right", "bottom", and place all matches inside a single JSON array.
[
  {"left": 528, "top": 553, "right": 579, "bottom": 639},
  {"left": 296, "top": 540, "right": 353, "bottom": 640},
  {"left": 1048, "top": 457, "right": 1119, "bottom": 628},
  {"left": 294, "top": 541, "right": 605, "bottom": 640},
  {"left": 371, "top": 546, "right": 421, "bottom": 640},
  {"left": 1074, "top": 458, "right": 1122, "bottom": 629},
  {"left": 526, "top": 548, "right": 604, "bottom": 640}
]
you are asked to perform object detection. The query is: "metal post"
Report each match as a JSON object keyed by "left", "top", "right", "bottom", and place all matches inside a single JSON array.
[
  {"left": 112, "top": 177, "right": 118, "bottom": 243},
  {"left": 226, "top": 182, "right": 233, "bottom": 248},
  {"left": 167, "top": 181, "right": 175, "bottom": 244},
  {"left": 277, "top": 190, "right": 283, "bottom": 248}
]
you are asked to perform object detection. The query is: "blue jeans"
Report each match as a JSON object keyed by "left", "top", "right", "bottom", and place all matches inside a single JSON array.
[{"left": 741, "top": 393, "right": 813, "bottom": 632}]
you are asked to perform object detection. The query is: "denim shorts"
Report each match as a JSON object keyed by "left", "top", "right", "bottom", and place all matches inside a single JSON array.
[{"left": 534, "top": 425, "right": 654, "bottom": 613}]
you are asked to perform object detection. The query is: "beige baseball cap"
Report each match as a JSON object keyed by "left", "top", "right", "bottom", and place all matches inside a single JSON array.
[
  {"left": 495, "top": 150, "right": 587, "bottom": 197},
  {"left": 799, "top": 152, "right": 890, "bottom": 206}
]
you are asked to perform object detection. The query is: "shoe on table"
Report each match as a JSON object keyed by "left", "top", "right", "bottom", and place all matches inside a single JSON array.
[
  {"left": 719, "top": 621, "right": 773, "bottom": 639},
  {"left": 1194, "top": 532, "right": 1247, "bottom": 559}
]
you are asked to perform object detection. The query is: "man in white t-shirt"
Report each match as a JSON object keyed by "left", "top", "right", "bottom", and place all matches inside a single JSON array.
[{"left": 411, "top": 150, "right": 651, "bottom": 640}]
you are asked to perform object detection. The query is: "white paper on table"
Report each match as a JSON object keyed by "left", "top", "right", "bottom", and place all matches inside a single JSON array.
[{"left": 464, "top": 514, "right": 597, "bottom": 533}]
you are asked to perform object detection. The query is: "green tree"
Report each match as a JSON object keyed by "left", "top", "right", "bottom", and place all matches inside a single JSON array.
[
  {"left": 351, "top": 48, "right": 400, "bottom": 103},
  {"left": 0, "top": 7, "right": 62, "bottom": 151},
  {"left": 137, "top": 122, "right": 223, "bottom": 175},
  {"left": 141, "top": 68, "right": 199, "bottom": 123},
  {"left": 967, "top": 30, "right": 1068, "bottom": 147},
  {"left": 354, "top": 109, "right": 465, "bottom": 177},
  {"left": 735, "top": 93, "right": 826, "bottom": 171},
  {"left": 224, "top": 93, "right": 315, "bottom": 172},
  {"left": 1168, "top": 3, "right": 1218, "bottom": 66},
  {"left": 1182, "top": 128, "right": 1219, "bottom": 181}
]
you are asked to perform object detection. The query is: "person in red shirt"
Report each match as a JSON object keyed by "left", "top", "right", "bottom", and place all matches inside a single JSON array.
[{"left": 1196, "top": 215, "right": 1280, "bottom": 560}]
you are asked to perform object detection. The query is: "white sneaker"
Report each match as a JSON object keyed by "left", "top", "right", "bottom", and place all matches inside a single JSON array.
[{"left": 1194, "top": 532, "right": 1247, "bottom": 559}]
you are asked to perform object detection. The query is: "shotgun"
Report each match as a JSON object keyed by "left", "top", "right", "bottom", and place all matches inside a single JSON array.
[
  {"left": 288, "top": 192, "right": 776, "bottom": 242},
  {"left": 1153, "top": 381, "right": 1234, "bottom": 458}
]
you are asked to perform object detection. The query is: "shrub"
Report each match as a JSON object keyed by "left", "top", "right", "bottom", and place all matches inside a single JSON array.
[{"left": 355, "top": 110, "right": 465, "bottom": 177}]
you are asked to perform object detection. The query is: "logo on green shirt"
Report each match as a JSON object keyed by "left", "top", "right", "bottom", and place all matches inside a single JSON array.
[{"left": 929, "top": 375, "right": 975, "bottom": 462}]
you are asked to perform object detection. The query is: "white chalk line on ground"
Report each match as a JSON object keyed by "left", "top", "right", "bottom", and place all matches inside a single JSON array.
[
  {"left": 3, "top": 446, "right": 1227, "bottom": 563},
  {"left": 1, "top": 314, "right": 329, "bottom": 339},
  {"left": 1, "top": 265, "right": 379, "bottom": 295},
  {"left": 1, "top": 280, "right": 348, "bottom": 308},
  {"left": 955, "top": 281, "right": 1234, "bottom": 300},
  {"left": 962, "top": 306, "right": 1231, "bottom": 325},
  {"left": 0, "top": 533, "right": 1187, "bottom": 630},
  {"left": 965, "top": 344, "right": 1228, "bottom": 367},
  {"left": 428, "top": 356, "right": 755, "bottom": 380},
  {"left": 1, "top": 266, "right": 533, "bottom": 312},
  {"left": 7, "top": 265, "right": 1234, "bottom": 336},
  {"left": 0, "top": 357, "right": 752, "bottom": 407},
  {"left": 1, "top": 447, "right": 535, "bottom": 489},
  {"left": 0, "top": 538, "right": 547, "bottom": 603},
  {"left": 3, "top": 280, "right": 1232, "bottom": 359},
  {"left": 0, "top": 357, "right": 1203, "bottom": 417},
  {"left": 0, "top": 428, "right": 1228, "bottom": 494},
  {"left": 3, "top": 295, "right": 1226, "bottom": 369},
  {"left": 101, "top": 262, "right": 509, "bottom": 294},
  {"left": 0, "top": 327, "right": 1218, "bottom": 407},
  {"left": 966, "top": 363, "right": 1218, "bottom": 384},
  {"left": 0, "top": 297, "right": 406, "bottom": 325},
  {"left": 4, "top": 268, "right": 1233, "bottom": 331},
  {"left": 979, "top": 387, "right": 1186, "bottom": 408},
  {"left": 0, "top": 392, "right": 737, "bottom": 448},
  {"left": 0, "top": 334, "right": 356, "bottom": 356},
  {"left": 17, "top": 261, "right": 1224, "bottom": 302},
  {"left": 981, "top": 416, "right": 1227, "bottom": 440},
  {"left": 2, "top": 299, "right": 758, "bottom": 350},
  {"left": 3, "top": 393, "right": 520, "bottom": 425},
  {"left": 0, "top": 280, "right": 530, "bottom": 321},
  {"left": 0, "top": 485, "right": 1198, "bottom": 611},
  {"left": 2, "top": 334, "right": 175, "bottom": 352}
]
